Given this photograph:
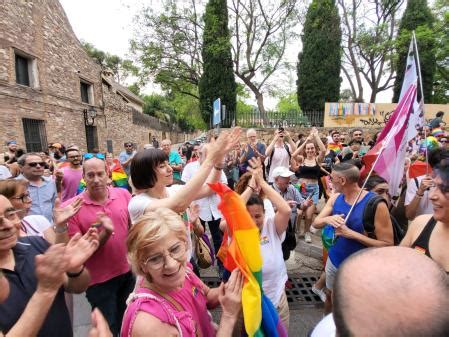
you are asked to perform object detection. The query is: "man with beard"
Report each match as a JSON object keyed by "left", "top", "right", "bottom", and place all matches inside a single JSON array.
[
  {"left": 55, "top": 147, "right": 83, "bottom": 202},
  {"left": 2, "top": 141, "right": 17, "bottom": 164}
]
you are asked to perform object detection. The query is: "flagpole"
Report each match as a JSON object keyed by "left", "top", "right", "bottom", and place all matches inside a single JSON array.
[
  {"left": 412, "top": 31, "right": 429, "bottom": 174},
  {"left": 343, "top": 84, "right": 416, "bottom": 224},
  {"left": 342, "top": 136, "right": 391, "bottom": 224}
]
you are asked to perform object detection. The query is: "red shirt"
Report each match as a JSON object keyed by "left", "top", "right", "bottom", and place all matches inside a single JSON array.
[{"left": 64, "top": 187, "right": 131, "bottom": 286}]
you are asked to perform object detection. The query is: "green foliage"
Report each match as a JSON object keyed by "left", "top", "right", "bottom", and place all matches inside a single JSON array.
[
  {"left": 199, "top": 0, "right": 237, "bottom": 127},
  {"left": 142, "top": 92, "right": 206, "bottom": 132},
  {"left": 130, "top": 2, "right": 203, "bottom": 101},
  {"left": 276, "top": 92, "right": 301, "bottom": 115},
  {"left": 127, "top": 83, "right": 141, "bottom": 96},
  {"left": 393, "top": 0, "right": 436, "bottom": 102},
  {"left": 432, "top": 0, "right": 449, "bottom": 103},
  {"left": 81, "top": 41, "right": 139, "bottom": 85},
  {"left": 297, "top": 0, "right": 341, "bottom": 112}
]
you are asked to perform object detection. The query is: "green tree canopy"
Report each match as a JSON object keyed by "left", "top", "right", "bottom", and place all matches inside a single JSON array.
[
  {"left": 297, "top": 0, "right": 341, "bottom": 112},
  {"left": 392, "top": 0, "right": 436, "bottom": 102},
  {"left": 199, "top": 0, "right": 236, "bottom": 127}
]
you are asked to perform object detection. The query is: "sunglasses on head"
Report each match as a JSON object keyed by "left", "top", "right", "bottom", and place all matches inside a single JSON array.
[
  {"left": 27, "top": 161, "right": 47, "bottom": 168},
  {"left": 83, "top": 153, "right": 105, "bottom": 160}
]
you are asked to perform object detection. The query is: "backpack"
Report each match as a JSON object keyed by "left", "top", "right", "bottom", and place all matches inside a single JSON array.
[
  {"left": 362, "top": 195, "right": 405, "bottom": 245},
  {"left": 266, "top": 143, "right": 291, "bottom": 176}
]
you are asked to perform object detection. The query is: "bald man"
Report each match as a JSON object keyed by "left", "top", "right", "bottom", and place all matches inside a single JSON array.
[
  {"left": 239, "top": 129, "right": 266, "bottom": 173},
  {"left": 312, "top": 246, "right": 449, "bottom": 337},
  {"left": 62, "top": 157, "right": 133, "bottom": 336}
]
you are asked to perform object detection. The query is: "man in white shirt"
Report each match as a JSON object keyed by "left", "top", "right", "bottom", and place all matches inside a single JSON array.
[{"left": 182, "top": 144, "right": 227, "bottom": 276}]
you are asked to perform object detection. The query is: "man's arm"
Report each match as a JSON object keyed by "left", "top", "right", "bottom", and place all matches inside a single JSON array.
[
  {"left": 335, "top": 202, "right": 394, "bottom": 247},
  {"left": 312, "top": 194, "right": 340, "bottom": 229}
]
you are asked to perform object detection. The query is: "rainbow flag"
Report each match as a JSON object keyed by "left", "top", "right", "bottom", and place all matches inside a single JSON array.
[
  {"left": 110, "top": 160, "right": 129, "bottom": 189},
  {"left": 431, "top": 128, "right": 444, "bottom": 137},
  {"left": 210, "top": 182, "right": 287, "bottom": 337},
  {"left": 327, "top": 143, "right": 342, "bottom": 155},
  {"left": 76, "top": 161, "right": 128, "bottom": 194}
]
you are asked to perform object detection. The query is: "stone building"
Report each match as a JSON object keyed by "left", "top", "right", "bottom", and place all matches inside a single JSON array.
[{"left": 0, "top": 0, "right": 195, "bottom": 159}]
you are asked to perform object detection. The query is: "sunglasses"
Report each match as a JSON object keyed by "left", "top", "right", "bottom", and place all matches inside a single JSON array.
[
  {"left": 27, "top": 162, "right": 47, "bottom": 168},
  {"left": 83, "top": 153, "right": 105, "bottom": 160},
  {"left": 440, "top": 140, "right": 448, "bottom": 143}
]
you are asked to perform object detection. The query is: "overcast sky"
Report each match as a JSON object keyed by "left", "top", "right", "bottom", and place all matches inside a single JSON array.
[{"left": 59, "top": 0, "right": 393, "bottom": 106}]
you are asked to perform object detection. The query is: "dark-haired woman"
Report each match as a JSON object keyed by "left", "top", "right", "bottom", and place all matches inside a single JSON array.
[{"left": 128, "top": 129, "right": 240, "bottom": 224}]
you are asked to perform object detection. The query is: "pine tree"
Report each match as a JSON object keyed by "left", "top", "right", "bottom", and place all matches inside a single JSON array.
[
  {"left": 297, "top": 0, "right": 341, "bottom": 118},
  {"left": 199, "top": 0, "right": 236, "bottom": 128},
  {"left": 393, "top": 0, "right": 435, "bottom": 102}
]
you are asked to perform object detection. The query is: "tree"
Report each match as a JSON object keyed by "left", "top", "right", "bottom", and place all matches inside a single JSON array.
[
  {"left": 339, "top": 88, "right": 355, "bottom": 102},
  {"left": 430, "top": 0, "right": 448, "bottom": 104},
  {"left": 81, "top": 41, "right": 139, "bottom": 85},
  {"left": 130, "top": 0, "right": 203, "bottom": 100},
  {"left": 276, "top": 92, "right": 301, "bottom": 114},
  {"left": 392, "top": 0, "right": 436, "bottom": 103},
  {"left": 297, "top": 0, "right": 341, "bottom": 115},
  {"left": 338, "top": 0, "right": 404, "bottom": 102},
  {"left": 229, "top": 0, "right": 300, "bottom": 123},
  {"left": 199, "top": 0, "right": 237, "bottom": 127}
]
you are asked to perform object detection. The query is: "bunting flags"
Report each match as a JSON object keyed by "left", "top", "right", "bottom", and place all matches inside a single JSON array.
[{"left": 209, "top": 182, "right": 287, "bottom": 337}]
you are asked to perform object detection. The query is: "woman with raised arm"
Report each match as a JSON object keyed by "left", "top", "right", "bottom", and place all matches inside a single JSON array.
[{"left": 291, "top": 127, "right": 327, "bottom": 243}]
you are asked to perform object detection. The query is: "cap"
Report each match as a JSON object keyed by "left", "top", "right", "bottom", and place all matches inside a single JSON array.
[
  {"left": 49, "top": 143, "right": 62, "bottom": 149},
  {"left": 272, "top": 166, "right": 294, "bottom": 178}
]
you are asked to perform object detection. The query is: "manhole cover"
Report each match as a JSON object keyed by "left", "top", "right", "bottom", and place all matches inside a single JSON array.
[{"left": 202, "top": 273, "right": 323, "bottom": 309}]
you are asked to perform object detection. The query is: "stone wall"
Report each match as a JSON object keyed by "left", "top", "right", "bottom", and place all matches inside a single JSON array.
[{"left": 0, "top": 0, "right": 197, "bottom": 158}]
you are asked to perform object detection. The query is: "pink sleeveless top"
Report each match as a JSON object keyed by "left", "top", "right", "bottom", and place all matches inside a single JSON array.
[{"left": 121, "top": 271, "right": 217, "bottom": 337}]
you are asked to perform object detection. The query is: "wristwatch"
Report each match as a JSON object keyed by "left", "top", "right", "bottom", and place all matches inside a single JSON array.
[{"left": 53, "top": 223, "right": 68, "bottom": 234}]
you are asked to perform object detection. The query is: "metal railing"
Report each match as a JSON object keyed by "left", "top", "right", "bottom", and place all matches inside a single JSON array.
[{"left": 236, "top": 110, "right": 324, "bottom": 128}]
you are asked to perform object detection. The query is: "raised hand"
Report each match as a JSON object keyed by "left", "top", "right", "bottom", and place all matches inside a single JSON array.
[
  {"left": 65, "top": 228, "right": 99, "bottom": 271},
  {"left": 89, "top": 308, "right": 113, "bottom": 337},
  {"left": 207, "top": 128, "right": 241, "bottom": 164},
  {"left": 219, "top": 269, "right": 243, "bottom": 319},
  {"left": 95, "top": 212, "right": 114, "bottom": 233},
  {"left": 35, "top": 244, "right": 69, "bottom": 294},
  {"left": 53, "top": 198, "right": 83, "bottom": 227},
  {"left": 247, "top": 157, "right": 263, "bottom": 183}
]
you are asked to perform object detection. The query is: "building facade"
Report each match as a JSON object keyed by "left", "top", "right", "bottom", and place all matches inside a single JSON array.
[{"left": 0, "top": 0, "right": 195, "bottom": 159}]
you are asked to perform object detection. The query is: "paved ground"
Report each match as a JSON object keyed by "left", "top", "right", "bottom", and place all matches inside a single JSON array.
[{"left": 73, "top": 229, "right": 325, "bottom": 336}]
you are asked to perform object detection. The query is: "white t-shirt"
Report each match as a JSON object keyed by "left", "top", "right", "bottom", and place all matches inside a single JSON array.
[
  {"left": 263, "top": 199, "right": 275, "bottom": 219},
  {"left": 181, "top": 161, "right": 227, "bottom": 222},
  {"left": 260, "top": 216, "right": 288, "bottom": 306},
  {"left": 404, "top": 176, "right": 433, "bottom": 217},
  {"left": 21, "top": 215, "right": 52, "bottom": 237},
  {"left": 268, "top": 143, "right": 291, "bottom": 183},
  {"left": 0, "top": 165, "right": 11, "bottom": 179},
  {"left": 128, "top": 184, "right": 191, "bottom": 260},
  {"left": 311, "top": 314, "right": 336, "bottom": 337}
]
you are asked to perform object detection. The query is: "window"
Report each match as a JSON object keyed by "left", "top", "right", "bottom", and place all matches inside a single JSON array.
[
  {"left": 22, "top": 119, "right": 47, "bottom": 152},
  {"left": 80, "top": 80, "right": 94, "bottom": 104},
  {"left": 15, "top": 52, "right": 39, "bottom": 88},
  {"left": 85, "top": 125, "right": 98, "bottom": 153}
]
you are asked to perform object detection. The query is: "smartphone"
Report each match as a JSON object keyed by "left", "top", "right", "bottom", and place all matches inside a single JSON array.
[{"left": 278, "top": 127, "right": 284, "bottom": 133}]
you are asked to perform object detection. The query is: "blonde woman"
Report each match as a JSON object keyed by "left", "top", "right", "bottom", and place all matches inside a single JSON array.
[{"left": 122, "top": 208, "right": 243, "bottom": 337}]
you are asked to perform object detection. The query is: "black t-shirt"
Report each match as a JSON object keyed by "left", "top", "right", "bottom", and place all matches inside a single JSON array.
[{"left": 0, "top": 236, "right": 73, "bottom": 337}]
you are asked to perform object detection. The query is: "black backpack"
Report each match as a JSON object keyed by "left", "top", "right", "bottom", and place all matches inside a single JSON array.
[
  {"left": 266, "top": 143, "right": 291, "bottom": 175},
  {"left": 362, "top": 195, "right": 405, "bottom": 245}
]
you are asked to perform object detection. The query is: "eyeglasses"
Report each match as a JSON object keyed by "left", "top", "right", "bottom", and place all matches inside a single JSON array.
[
  {"left": 27, "top": 162, "right": 46, "bottom": 168},
  {"left": 83, "top": 153, "right": 105, "bottom": 160},
  {"left": 0, "top": 208, "right": 21, "bottom": 226},
  {"left": 143, "top": 242, "right": 187, "bottom": 270},
  {"left": 125, "top": 144, "right": 133, "bottom": 148},
  {"left": 11, "top": 193, "right": 31, "bottom": 203}
]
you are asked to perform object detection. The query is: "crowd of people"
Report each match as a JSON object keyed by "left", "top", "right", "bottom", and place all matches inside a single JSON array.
[{"left": 0, "top": 116, "right": 448, "bottom": 337}]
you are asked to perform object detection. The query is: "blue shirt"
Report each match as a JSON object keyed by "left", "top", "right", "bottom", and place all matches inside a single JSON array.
[
  {"left": 0, "top": 237, "right": 72, "bottom": 337},
  {"left": 169, "top": 150, "right": 183, "bottom": 180},
  {"left": 17, "top": 175, "right": 57, "bottom": 223},
  {"left": 119, "top": 151, "right": 134, "bottom": 176},
  {"left": 328, "top": 192, "right": 374, "bottom": 268}
]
